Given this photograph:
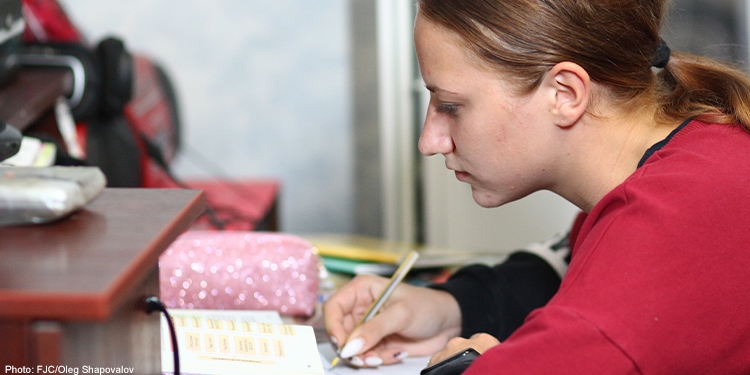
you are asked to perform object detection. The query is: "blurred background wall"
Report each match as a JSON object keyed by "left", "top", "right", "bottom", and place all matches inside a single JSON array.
[
  {"left": 664, "top": 0, "right": 747, "bottom": 63},
  {"left": 57, "top": 0, "right": 750, "bottom": 250},
  {"left": 60, "top": 0, "right": 354, "bottom": 234}
]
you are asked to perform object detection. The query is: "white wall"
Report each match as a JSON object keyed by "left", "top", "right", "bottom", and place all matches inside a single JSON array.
[
  {"left": 59, "top": 0, "right": 353, "bottom": 233},
  {"left": 423, "top": 153, "right": 580, "bottom": 251}
]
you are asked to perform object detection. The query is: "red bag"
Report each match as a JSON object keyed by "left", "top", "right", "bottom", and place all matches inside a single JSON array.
[{"left": 20, "top": 0, "right": 182, "bottom": 189}]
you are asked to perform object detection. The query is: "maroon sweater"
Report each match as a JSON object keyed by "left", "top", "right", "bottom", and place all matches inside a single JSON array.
[{"left": 453, "top": 120, "right": 750, "bottom": 374}]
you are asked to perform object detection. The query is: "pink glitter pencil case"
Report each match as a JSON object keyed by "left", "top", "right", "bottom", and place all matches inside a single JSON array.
[{"left": 159, "top": 231, "right": 320, "bottom": 316}]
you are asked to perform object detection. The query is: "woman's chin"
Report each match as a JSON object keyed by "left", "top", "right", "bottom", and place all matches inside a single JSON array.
[
  {"left": 470, "top": 186, "right": 527, "bottom": 208},
  {"left": 470, "top": 189, "right": 507, "bottom": 208}
]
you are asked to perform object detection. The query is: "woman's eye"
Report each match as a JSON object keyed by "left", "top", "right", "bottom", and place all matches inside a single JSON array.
[{"left": 436, "top": 103, "right": 459, "bottom": 116}]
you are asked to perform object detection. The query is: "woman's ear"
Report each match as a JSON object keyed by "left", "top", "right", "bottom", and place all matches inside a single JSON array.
[{"left": 542, "top": 62, "right": 591, "bottom": 128}]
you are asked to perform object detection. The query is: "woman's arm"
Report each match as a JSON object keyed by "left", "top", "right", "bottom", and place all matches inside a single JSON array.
[{"left": 431, "top": 232, "right": 569, "bottom": 340}]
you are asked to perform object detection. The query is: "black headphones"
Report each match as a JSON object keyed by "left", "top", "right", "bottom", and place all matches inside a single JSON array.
[
  {"left": 18, "top": 36, "right": 134, "bottom": 122},
  {"left": 96, "top": 36, "right": 133, "bottom": 118},
  {"left": 0, "top": 121, "right": 22, "bottom": 161}
]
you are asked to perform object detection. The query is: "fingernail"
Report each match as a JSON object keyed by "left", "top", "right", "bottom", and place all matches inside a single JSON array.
[
  {"left": 365, "top": 356, "right": 383, "bottom": 367},
  {"left": 340, "top": 337, "right": 364, "bottom": 358},
  {"left": 330, "top": 336, "right": 339, "bottom": 351},
  {"left": 394, "top": 351, "right": 409, "bottom": 360},
  {"left": 349, "top": 356, "right": 364, "bottom": 367}
]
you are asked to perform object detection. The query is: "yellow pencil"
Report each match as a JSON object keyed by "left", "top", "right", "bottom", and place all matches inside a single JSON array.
[{"left": 329, "top": 250, "right": 420, "bottom": 369}]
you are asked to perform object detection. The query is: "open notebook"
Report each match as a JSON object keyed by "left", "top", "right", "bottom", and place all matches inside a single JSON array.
[{"left": 318, "top": 343, "right": 430, "bottom": 375}]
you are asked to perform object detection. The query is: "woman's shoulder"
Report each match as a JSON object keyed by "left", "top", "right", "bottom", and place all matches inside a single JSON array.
[
  {"left": 634, "top": 120, "right": 750, "bottom": 183},
  {"left": 568, "top": 119, "right": 750, "bottom": 264},
  {"left": 650, "top": 120, "right": 750, "bottom": 163}
]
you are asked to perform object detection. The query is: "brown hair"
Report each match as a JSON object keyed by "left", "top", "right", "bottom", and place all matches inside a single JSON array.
[{"left": 418, "top": 0, "right": 750, "bottom": 130}]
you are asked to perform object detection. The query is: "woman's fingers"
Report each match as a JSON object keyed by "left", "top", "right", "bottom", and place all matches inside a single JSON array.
[
  {"left": 337, "top": 298, "right": 411, "bottom": 359},
  {"left": 428, "top": 337, "right": 471, "bottom": 366},
  {"left": 323, "top": 274, "right": 466, "bottom": 369},
  {"left": 323, "top": 274, "right": 387, "bottom": 347}
]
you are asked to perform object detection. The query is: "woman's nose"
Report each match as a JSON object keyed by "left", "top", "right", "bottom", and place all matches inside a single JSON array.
[{"left": 418, "top": 115, "right": 453, "bottom": 156}]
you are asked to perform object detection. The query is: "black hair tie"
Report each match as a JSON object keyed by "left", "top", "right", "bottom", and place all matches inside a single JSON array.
[{"left": 652, "top": 38, "right": 671, "bottom": 68}]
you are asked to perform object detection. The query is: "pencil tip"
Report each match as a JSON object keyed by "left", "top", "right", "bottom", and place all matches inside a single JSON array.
[{"left": 330, "top": 356, "right": 340, "bottom": 369}]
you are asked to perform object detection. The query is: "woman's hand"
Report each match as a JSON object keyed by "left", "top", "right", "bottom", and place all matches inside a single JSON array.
[
  {"left": 427, "top": 333, "right": 501, "bottom": 367},
  {"left": 323, "top": 274, "right": 463, "bottom": 367}
]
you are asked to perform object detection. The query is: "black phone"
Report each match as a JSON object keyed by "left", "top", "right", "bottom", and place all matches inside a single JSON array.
[{"left": 420, "top": 348, "right": 480, "bottom": 375}]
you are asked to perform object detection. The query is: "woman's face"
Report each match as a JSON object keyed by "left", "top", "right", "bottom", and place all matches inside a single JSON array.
[{"left": 415, "top": 13, "right": 559, "bottom": 208}]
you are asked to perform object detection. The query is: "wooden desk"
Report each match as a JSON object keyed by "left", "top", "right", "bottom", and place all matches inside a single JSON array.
[{"left": 0, "top": 188, "right": 205, "bottom": 372}]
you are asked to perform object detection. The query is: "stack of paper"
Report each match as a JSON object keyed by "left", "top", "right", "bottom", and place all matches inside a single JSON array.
[{"left": 307, "top": 234, "right": 508, "bottom": 276}]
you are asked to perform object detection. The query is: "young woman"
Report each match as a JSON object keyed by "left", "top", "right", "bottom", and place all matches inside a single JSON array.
[{"left": 324, "top": 0, "right": 750, "bottom": 373}]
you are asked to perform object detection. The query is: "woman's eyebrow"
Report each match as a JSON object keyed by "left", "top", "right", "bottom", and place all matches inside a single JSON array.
[{"left": 425, "top": 84, "right": 459, "bottom": 95}]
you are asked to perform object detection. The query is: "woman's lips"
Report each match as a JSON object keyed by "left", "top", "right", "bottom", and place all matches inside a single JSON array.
[{"left": 454, "top": 170, "right": 470, "bottom": 181}]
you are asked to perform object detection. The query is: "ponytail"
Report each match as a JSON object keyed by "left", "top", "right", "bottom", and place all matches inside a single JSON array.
[{"left": 657, "top": 52, "right": 750, "bottom": 131}]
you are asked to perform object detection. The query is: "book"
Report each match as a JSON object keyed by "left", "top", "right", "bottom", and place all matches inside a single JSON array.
[
  {"left": 161, "top": 308, "right": 324, "bottom": 375},
  {"left": 320, "top": 256, "right": 399, "bottom": 275},
  {"left": 309, "top": 234, "right": 508, "bottom": 275}
]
